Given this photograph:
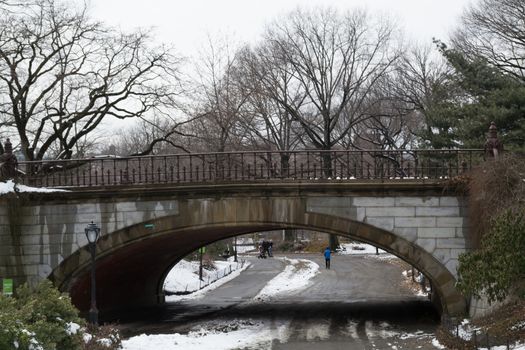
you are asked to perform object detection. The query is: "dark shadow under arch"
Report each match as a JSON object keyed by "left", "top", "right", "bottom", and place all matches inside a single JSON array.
[{"left": 50, "top": 197, "right": 466, "bottom": 318}]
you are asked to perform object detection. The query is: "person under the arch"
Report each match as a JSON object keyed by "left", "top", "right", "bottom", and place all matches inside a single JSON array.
[{"left": 324, "top": 247, "right": 331, "bottom": 269}]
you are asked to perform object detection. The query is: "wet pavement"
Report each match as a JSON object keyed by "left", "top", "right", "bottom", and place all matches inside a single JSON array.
[{"left": 117, "top": 253, "right": 442, "bottom": 349}]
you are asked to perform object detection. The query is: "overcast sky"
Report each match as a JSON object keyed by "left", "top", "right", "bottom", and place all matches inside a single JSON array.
[{"left": 90, "top": 0, "right": 472, "bottom": 57}]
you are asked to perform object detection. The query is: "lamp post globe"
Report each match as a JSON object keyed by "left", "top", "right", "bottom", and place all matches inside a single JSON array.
[
  {"left": 85, "top": 222, "right": 100, "bottom": 325},
  {"left": 85, "top": 222, "right": 100, "bottom": 243}
]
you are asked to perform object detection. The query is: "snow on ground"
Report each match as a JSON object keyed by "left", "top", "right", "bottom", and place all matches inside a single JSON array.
[
  {"left": 164, "top": 258, "right": 245, "bottom": 294},
  {"left": 122, "top": 321, "right": 289, "bottom": 350},
  {"left": 513, "top": 321, "right": 525, "bottom": 331},
  {"left": 235, "top": 237, "right": 256, "bottom": 253},
  {"left": 0, "top": 180, "right": 68, "bottom": 195},
  {"left": 446, "top": 319, "right": 525, "bottom": 350},
  {"left": 474, "top": 345, "right": 525, "bottom": 350},
  {"left": 340, "top": 242, "right": 386, "bottom": 255},
  {"left": 479, "top": 344, "right": 525, "bottom": 350},
  {"left": 164, "top": 259, "right": 251, "bottom": 302},
  {"left": 340, "top": 242, "right": 398, "bottom": 261},
  {"left": 452, "top": 319, "right": 481, "bottom": 341},
  {"left": 366, "top": 253, "right": 398, "bottom": 261},
  {"left": 432, "top": 338, "right": 446, "bottom": 349},
  {"left": 254, "top": 257, "right": 319, "bottom": 301},
  {"left": 163, "top": 255, "right": 319, "bottom": 303},
  {"left": 121, "top": 318, "right": 448, "bottom": 350}
]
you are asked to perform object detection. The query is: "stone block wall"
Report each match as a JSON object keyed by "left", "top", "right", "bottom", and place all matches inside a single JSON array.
[
  {"left": 0, "top": 197, "right": 179, "bottom": 289},
  {"left": 307, "top": 195, "right": 469, "bottom": 278}
]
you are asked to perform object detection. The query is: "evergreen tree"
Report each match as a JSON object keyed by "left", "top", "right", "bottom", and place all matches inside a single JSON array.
[
  {"left": 444, "top": 44, "right": 524, "bottom": 150},
  {"left": 420, "top": 0, "right": 525, "bottom": 151},
  {"left": 422, "top": 42, "right": 525, "bottom": 150}
]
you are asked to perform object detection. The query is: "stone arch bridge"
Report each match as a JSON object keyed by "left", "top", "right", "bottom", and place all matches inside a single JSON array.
[
  {"left": 1, "top": 178, "right": 473, "bottom": 318},
  {"left": 0, "top": 147, "right": 494, "bottom": 320}
]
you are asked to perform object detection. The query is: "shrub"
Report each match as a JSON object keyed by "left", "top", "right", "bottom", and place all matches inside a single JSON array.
[
  {"left": 457, "top": 208, "right": 525, "bottom": 303},
  {"left": 0, "top": 280, "right": 124, "bottom": 350},
  {"left": 467, "top": 153, "right": 525, "bottom": 246},
  {"left": 0, "top": 280, "right": 84, "bottom": 350}
]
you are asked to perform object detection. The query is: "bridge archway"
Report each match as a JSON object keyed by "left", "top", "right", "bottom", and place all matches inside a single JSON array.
[{"left": 50, "top": 197, "right": 466, "bottom": 318}]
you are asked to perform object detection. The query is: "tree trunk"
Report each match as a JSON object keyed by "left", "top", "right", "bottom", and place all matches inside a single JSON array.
[
  {"left": 329, "top": 234, "right": 339, "bottom": 252},
  {"left": 284, "top": 228, "right": 294, "bottom": 241},
  {"left": 321, "top": 149, "right": 338, "bottom": 250},
  {"left": 321, "top": 150, "right": 333, "bottom": 178},
  {"left": 280, "top": 153, "right": 290, "bottom": 178}
]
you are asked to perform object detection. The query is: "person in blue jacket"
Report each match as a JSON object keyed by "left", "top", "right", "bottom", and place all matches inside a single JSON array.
[{"left": 324, "top": 247, "right": 331, "bottom": 269}]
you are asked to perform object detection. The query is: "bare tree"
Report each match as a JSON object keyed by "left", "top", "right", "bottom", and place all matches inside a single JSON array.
[
  {"left": 0, "top": 0, "right": 24, "bottom": 11},
  {"left": 347, "top": 76, "right": 420, "bottom": 151},
  {"left": 452, "top": 0, "right": 525, "bottom": 82},
  {"left": 236, "top": 44, "right": 306, "bottom": 167},
  {"left": 240, "top": 8, "right": 401, "bottom": 249},
  {"left": 0, "top": 0, "right": 182, "bottom": 161},
  {"left": 263, "top": 8, "right": 401, "bottom": 176},
  {"left": 104, "top": 116, "right": 193, "bottom": 156},
  {"left": 188, "top": 35, "right": 251, "bottom": 152},
  {"left": 392, "top": 44, "right": 464, "bottom": 148}
]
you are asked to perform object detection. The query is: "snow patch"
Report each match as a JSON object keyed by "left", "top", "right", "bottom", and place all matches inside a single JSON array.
[
  {"left": 165, "top": 261, "right": 251, "bottom": 302},
  {"left": 66, "top": 322, "right": 81, "bottom": 335},
  {"left": 0, "top": 180, "right": 68, "bottom": 195},
  {"left": 122, "top": 320, "right": 289, "bottom": 350},
  {"left": 511, "top": 321, "right": 525, "bottom": 331},
  {"left": 339, "top": 243, "right": 386, "bottom": 255},
  {"left": 96, "top": 338, "right": 114, "bottom": 347},
  {"left": 450, "top": 319, "right": 481, "bottom": 341},
  {"left": 83, "top": 333, "right": 93, "bottom": 343},
  {"left": 339, "top": 243, "right": 398, "bottom": 261},
  {"left": 478, "top": 345, "right": 525, "bottom": 350},
  {"left": 164, "top": 259, "right": 247, "bottom": 295},
  {"left": 432, "top": 337, "right": 446, "bottom": 349},
  {"left": 235, "top": 238, "right": 256, "bottom": 253},
  {"left": 366, "top": 253, "right": 398, "bottom": 261},
  {"left": 398, "top": 330, "right": 431, "bottom": 340},
  {"left": 254, "top": 257, "right": 319, "bottom": 301}
]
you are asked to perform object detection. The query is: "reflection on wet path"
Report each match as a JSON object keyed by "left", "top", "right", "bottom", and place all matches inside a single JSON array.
[
  {"left": 118, "top": 255, "right": 442, "bottom": 349},
  {"left": 120, "top": 300, "right": 440, "bottom": 349}
]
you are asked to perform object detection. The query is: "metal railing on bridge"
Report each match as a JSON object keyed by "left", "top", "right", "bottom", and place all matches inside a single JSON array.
[{"left": 15, "top": 149, "right": 485, "bottom": 188}]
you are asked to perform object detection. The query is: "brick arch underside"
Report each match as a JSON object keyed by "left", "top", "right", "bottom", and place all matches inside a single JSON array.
[{"left": 50, "top": 198, "right": 467, "bottom": 318}]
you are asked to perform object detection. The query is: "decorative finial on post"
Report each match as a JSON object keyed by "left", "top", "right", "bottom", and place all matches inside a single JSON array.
[
  {"left": 0, "top": 138, "right": 18, "bottom": 181},
  {"left": 484, "top": 122, "right": 503, "bottom": 159}
]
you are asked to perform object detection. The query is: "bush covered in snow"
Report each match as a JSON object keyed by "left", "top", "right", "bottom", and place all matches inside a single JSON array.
[
  {"left": 0, "top": 280, "right": 84, "bottom": 350},
  {"left": 0, "top": 280, "right": 122, "bottom": 350}
]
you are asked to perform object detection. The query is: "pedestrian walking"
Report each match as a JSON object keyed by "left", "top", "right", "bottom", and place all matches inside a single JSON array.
[
  {"left": 262, "top": 240, "right": 269, "bottom": 256},
  {"left": 324, "top": 247, "right": 331, "bottom": 269},
  {"left": 258, "top": 240, "right": 266, "bottom": 258}
]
